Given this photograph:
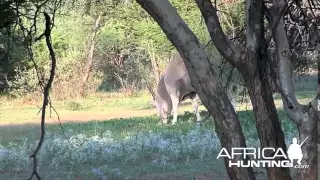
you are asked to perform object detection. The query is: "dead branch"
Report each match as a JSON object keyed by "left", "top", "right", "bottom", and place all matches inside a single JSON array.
[{"left": 27, "top": 12, "right": 56, "bottom": 180}]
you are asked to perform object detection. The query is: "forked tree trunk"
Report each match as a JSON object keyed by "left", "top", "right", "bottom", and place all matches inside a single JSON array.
[
  {"left": 79, "top": 15, "right": 102, "bottom": 97},
  {"left": 243, "top": 0, "right": 291, "bottom": 179},
  {"left": 136, "top": 0, "right": 256, "bottom": 179},
  {"left": 272, "top": 1, "right": 319, "bottom": 178},
  {"left": 196, "top": 0, "right": 291, "bottom": 179}
]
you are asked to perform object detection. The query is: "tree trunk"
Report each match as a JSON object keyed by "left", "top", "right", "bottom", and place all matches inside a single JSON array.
[
  {"left": 196, "top": 0, "right": 292, "bottom": 179},
  {"left": 0, "top": 34, "right": 9, "bottom": 92},
  {"left": 264, "top": 0, "right": 320, "bottom": 178},
  {"left": 295, "top": 101, "right": 318, "bottom": 180},
  {"left": 244, "top": 0, "right": 291, "bottom": 179},
  {"left": 136, "top": 0, "right": 256, "bottom": 179},
  {"left": 146, "top": 43, "right": 160, "bottom": 101},
  {"left": 244, "top": 69, "right": 292, "bottom": 180},
  {"left": 79, "top": 15, "right": 102, "bottom": 97},
  {"left": 272, "top": 2, "right": 319, "bottom": 178},
  {"left": 151, "top": 56, "right": 160, "bottom": 83},
  {"left": 148, "top": 43, "right": 160, "bottom": 84},
  {"left": 0, "top": 72, "right": 8, "bottom": 92}
]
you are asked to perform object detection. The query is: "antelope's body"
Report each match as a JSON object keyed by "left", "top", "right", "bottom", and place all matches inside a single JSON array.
[
  {"left": 155, "top": 53, "right": 201, "bottom": 124},
  {"left": 154, "top": 52, "right": 238, "bottom": 124}
]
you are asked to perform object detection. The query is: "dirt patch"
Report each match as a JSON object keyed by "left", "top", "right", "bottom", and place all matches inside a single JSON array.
[
  {"left": 0, "top": 108, "right": 157, "bottom": 126},
  {"left": 0, "top": 103, "right": 198, "bottom": 126}
]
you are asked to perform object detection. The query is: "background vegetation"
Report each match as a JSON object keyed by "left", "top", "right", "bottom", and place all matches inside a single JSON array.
[
  {"left": 0, "top": 0, "right": 316, "bottom": 100},
  {"left": 0, "top": 0, "right": 318, "bottom": 179}
]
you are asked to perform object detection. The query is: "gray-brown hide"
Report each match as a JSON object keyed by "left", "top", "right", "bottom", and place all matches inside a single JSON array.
[{"left": 155, "top": 53, "right": 201, "bottom": 124}]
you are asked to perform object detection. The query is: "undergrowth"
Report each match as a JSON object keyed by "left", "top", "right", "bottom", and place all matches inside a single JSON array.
[{"left": 0, "top": 110, "right": 298, "bottom": 180}]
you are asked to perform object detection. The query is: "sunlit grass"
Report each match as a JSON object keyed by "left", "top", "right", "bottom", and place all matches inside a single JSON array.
[
  {"left": 0, "top": 90, "right": 315, "bottom": 124},
  {"left": 0, "top": 90, "right": 315, "bottom": 179},
  {"left": 0, "top": 110, "right": 298, "bottom": 179}
]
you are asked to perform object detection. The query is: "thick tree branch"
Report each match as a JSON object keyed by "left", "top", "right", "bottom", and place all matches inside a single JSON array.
[
  {"left": 264, "top": 1, "right": 290, "bottom": 47},
  {"left": 27, "top": 12, "right": 56, "bottom": 180},
  {"left": 264, "top": 2, "right": 300, "bottom": 113},
  {"left": 195, "top": 0, "right": 245, "bottom": 73},
  {"left": 273, "top": 0, "right": 302, "bottom": 124}
]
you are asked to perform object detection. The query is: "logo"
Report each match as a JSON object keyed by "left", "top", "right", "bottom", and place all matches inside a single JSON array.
[
  {"left": 287, "top": 137, "right": 308, "bottom": 165},
  {"left": 217, "top": 137, "right": 309, "bottom": 169}
]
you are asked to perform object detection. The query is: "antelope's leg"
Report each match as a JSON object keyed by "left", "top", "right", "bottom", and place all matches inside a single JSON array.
[
  {"left": 161, "top": 105, "right": 169, "bottom": 124},
  {"left": 192, "top": 97, "right": 202, "bottom": 123},
  {"left": 161, "top": 111, "right": 168, "bottom": 124},
  {"left": 169, "top": 94, "right": 179, "bottom": 125}
]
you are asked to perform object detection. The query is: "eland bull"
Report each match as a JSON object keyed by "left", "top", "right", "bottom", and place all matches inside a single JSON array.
[{"left": 154, "top": 53, "right": 237, "bottom": 125}]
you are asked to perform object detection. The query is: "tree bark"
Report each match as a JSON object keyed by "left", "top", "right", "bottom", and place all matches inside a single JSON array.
[
  {"left": 244, "top": 70, "right": 292, "bottom": 180},
  {"left": 136, "top": 0, "right": 256, "bottom": 179},
  {"left": 79, "top": 15, "right": 101, "bottom": 97},
  {"left": 272, "top": 1, "right": 319, "bottom": 179},
  {"left": 245, "top": 0, "right": 291, "bottom": 179},
  {"left": 0, "top": 71, "right": 8, "bottom": 91},
  {"left": 146, "top": 43, "right": 160, "bottom": 101},
  {"left": 196, "top": 0, "right": 292, "bottom": 179},
  {"left": 0, "top": 39, "right": 9, "bottom": 92},
  {"left": 148, "top": 43, "right": 160, "bottom": 84}
]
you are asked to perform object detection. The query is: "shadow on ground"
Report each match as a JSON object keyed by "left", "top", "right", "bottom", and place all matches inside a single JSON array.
[{"left": 0, "top": 109, "right": 298, "bottom": 180}]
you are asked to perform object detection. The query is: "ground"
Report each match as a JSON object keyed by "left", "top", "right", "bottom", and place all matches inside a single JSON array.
[{"left": 0, "top": 91, "right": 315, "bottom": 180}]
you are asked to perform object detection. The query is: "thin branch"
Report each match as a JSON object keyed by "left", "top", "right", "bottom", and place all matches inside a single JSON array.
[
  {"left": 202, "top": 39, "right": 212, "bottom": 50},
  {"left": 27, "top": 12, "right": 56, "bottom": 180},
  {"left": 49, "top": 99, "right": 70, "bottom": 143}
]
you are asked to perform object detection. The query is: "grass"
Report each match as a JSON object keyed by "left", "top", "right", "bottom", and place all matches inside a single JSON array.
[{"left": 0, "top": 90, "right": 316, "bottom": 179}]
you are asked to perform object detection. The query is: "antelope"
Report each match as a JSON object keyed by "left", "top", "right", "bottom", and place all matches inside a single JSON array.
[{"left": 154, "top": 52, "right": 237, "bottom": 125}]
